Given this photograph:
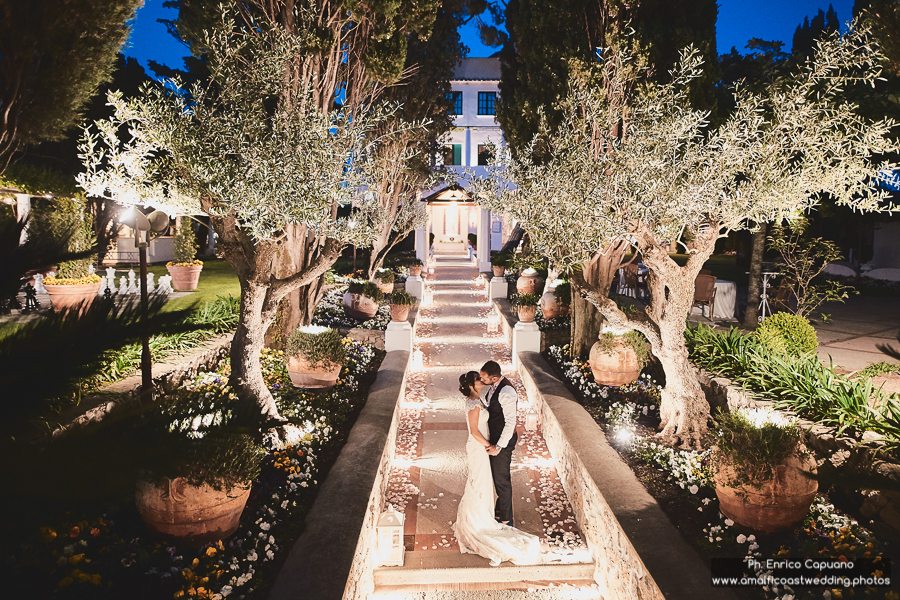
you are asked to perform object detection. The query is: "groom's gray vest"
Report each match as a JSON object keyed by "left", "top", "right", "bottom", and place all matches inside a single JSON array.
[{"left": 487, "top": 378, "right": 516, "bottom": 447}]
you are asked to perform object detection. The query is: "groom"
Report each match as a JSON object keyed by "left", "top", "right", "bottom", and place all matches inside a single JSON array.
[{"left": 479, "top": 360, "right": 518, "bottom": 525}]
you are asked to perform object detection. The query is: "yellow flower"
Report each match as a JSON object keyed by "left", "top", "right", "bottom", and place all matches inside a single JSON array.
[
  {"left": 885, "top": 591, "right": 899, "bottom": 600},
  {"left": 90, "top": 574, "right": 102, "bottom": 585},
  {"left": 174, "top": 592, "right": 185, "bottom": 599},
  {"left": 191, "top": 558, "right": 200, "bottom": 568},
  {"left": 832, "top": 590, "right": 843, "bottom": 599},
  {"left": 69, "top": 553, "right": 86, "bottom": 564},
  {"left": 58, "top": 578, "right": 74, "bottom": 588},
  {"left": 205, "top": 547, "right": 216, "bottom": 557}
]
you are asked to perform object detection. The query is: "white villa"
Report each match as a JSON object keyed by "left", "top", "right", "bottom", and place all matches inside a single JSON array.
[{"left": 415, "top": 57, "right": 515, "bottom": 273}]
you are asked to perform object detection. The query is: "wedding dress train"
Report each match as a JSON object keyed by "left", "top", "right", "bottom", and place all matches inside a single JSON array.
[{"left": 452, "top": 397, "right": 541, "bottom": 566}]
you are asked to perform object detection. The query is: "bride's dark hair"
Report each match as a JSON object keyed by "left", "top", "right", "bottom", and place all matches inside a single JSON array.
[{"left": 458, "top": 371, "right": 479, "bottom": 397}]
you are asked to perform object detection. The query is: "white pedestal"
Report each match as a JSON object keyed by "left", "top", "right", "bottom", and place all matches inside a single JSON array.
[
  {"left": 513, "top": 321, "right": 541, "bottom": 368},
  {"left": 405, "top": 275, "right": 423, "bottom": 299},
  {"left": 490, "top": 277, "right": 508, "bottom": 299},
  {"left": 385, "top": 321, "right": 413, "bottom": 353}
]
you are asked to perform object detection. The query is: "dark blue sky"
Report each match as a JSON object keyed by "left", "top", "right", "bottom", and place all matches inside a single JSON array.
[{"left": 123, "top": 0, "right": 857, "bottom": 74}]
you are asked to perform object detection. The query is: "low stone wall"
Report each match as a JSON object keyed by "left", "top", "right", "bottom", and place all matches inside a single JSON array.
[
  {"left": 268, "top": 350, "right": 410, "bottom": 600},
  {"left": 50, "top": 333, "right": 233, "bottom": 439}
]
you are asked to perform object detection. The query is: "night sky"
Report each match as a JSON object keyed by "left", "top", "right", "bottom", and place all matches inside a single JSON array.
[{"left": 123, "top": 0, "right": 858, "bottom": 75}]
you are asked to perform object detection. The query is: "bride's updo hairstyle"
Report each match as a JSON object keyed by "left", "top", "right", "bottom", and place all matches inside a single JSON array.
[{"left": 458, "top": 371, "right": 479, "bottom": 397}]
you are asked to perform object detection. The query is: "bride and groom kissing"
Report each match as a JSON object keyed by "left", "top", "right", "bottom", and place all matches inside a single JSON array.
[{"left": 452, "top": 361, "right": 541, "bottom": 566}]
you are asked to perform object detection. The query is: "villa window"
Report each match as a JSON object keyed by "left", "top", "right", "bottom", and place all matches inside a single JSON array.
[{"left": 477, "top": 92, "right": 496, "bottom": 115}]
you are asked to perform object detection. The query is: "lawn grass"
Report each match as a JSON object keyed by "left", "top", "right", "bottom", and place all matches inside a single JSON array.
[{"left": 146, "top": 258, "right": 241, "bottom": 312}]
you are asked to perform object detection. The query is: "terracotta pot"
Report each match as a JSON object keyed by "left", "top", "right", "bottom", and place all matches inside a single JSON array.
[
  {"left": 135, "top": 477, "right": 250, "bottom": 544},
  {"left": 44, "top": 282, "right": 102, "bottom": 316},
  {"left": 517, "top": 305, "right": 537, "bottom": 323},
  {"left": 714, "top": 448, "right": 817, "bottom": 534},
  {"left": 588, "top": 337, "right": 641, "bottom": 386},
  {"left": 375, "top": 280, "right": 394, "bottom": 294},
  {"left": 390, "top": 304, "right": 410, "bottom": 322},
  {"left": 409, "top": 265, "right": 422, "bottom": 277},
  {"left": 516, "top": 272, "right": 544, "bottom": 296},
  {"left": 540, "top": 291, "right": 569, "bottom": 319},
  {"left": 492, "top": 266, "right": 506, "bottom": 277},
  {"left": 286, "top": 355, "right": 342, "bottom": 389},
  {"left": 342, "top": 291, "right": 379, "bottom": 320},
  {"left": 166, "top": 264, "right": 203, "bottom": 291}
]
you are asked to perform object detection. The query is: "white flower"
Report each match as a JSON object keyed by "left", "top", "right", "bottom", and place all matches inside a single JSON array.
[
  {"left": 747, "top": 535, "right": 756, "bottom": 542},
  {"left": 260, "top": 522, "right": 271, "bottom": 531},
  {"left": 749, "top": 542, "right": 759, "bottom": 551},
  {"left": 736, "top": 534, "right": 747, "bottom": 544},
  {"left": 220, "top": 585, "right": 233, "bottom": 597},
  {"left": 724, "top": 519, "right": 734, "bottom": 527},
  {"left": 247, "top": 551, "right": 258, "bottom": 562},
  {"left": 689, "top": 485, "right": 699, "bottom": 495}
]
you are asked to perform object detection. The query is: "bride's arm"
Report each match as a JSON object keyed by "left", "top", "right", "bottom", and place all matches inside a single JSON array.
[{"left": 467, "top": 407, "right": 490, "bottom": 447}]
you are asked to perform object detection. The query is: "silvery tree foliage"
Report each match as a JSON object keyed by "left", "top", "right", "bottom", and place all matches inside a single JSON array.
[
  {"left": 470, "top": 26, "right": 898, "bottom": 448},
  {"left": 79, "top": 16, "right": 427, "bottom": 422}
]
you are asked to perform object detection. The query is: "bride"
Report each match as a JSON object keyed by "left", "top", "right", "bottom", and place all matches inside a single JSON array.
[{"left": 452, "top": 371, "right": 541, "bottom": 566}]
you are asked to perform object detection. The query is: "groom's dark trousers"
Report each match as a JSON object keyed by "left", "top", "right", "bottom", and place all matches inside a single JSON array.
[{"left": 487, "top": 379, "right": 517, "bottom": 524}]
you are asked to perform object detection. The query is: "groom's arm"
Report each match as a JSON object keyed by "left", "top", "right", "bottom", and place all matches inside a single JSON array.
[{"left": 496, "top": 386, "right": 518, "bottom": 448}]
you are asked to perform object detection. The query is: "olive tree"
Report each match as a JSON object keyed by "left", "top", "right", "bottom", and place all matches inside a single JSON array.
[
  {"left": 78, "top": 22, "right": 421, "bottom": 424},
  {"left": 471, "top": 28, "right": 897, "bottom": 449}
]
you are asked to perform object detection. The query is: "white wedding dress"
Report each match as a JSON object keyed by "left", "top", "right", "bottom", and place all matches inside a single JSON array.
[{"left": 452, "top": 397, "right": 541, "bottom": 566}]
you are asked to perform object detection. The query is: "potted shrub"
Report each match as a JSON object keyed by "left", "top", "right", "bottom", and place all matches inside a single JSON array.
[
  {"left": 373, "top": 268, "right": 395, "bottom": 294},
  {"left": 134, "top": 387, "right": 263, "bottom": 544},
  {"left": 407, "top": 257, "right": 423, "bottom": 277},
  {"left": 511, "top": 292, "right": 540, "bottom": 323},
  {"left": 389, "top": 289, "right": 414, "bottom": 322},
  {"left": 38, "top": 196, "right": 101, "bottom": 315},
  {"left": 516, "top": 267, "right": 545, "bottom": 296},
  {"left": 284, "top": 325, "right": 346, "bottom": 389},
  {"left": 342, "top": 279, "right": 384, "bottom": 320},
  {"left": 711, "top": 407, "right": 817, "bottom": 533},
  {"left": 588, "top": 327, "right": 650, "bottom": 386},
  {"left": 541, "top": 280, "right": 571, "bottom": 318},
  {"left": 166, "top": 217, "right": 203, "bottom": 291},
  {"left": 491, "top": 252, "right": 510, "bottom": 277}
]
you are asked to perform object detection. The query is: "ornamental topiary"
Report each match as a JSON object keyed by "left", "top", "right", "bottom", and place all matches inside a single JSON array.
[
  {"left": 169, "top": 217, "right": 202, "bottom": 266},
  {"left": 347, "top": 279, "right": 384, "bottom": 303},
  {"left": 389, "top": 290, "right": 414, "bottom": 306},
  {"left": 285, "top": 325, "right": 346, "bottom": 368},
  {"left": 755, "top": 312, "right": 817, "bottom": 357}
]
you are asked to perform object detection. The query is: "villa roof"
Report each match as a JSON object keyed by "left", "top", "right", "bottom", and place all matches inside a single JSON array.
[{"left": 451, "top": 57, "right": 500, "bottom": 82}]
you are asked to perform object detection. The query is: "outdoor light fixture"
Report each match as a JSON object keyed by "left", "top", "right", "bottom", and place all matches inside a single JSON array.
[
  {"left": 376, "top": 509, "right": 405, "bottom": 566},
  {"left": 525, "top": 406, "right": 539, "bottom": 431}
]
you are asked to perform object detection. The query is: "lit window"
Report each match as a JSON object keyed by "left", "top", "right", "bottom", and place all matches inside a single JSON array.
[{"left": 477, "top": 92, "right": 496, "bottom": 115}]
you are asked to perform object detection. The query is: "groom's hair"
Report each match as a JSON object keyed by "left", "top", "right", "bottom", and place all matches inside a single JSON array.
[{"left": 481, "top": 360, "right": 502, "bottom": 378}]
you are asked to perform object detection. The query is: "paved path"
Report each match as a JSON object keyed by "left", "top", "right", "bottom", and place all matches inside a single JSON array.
[{"left": 375, "top": 252, "right": 598, "bottom": 598}]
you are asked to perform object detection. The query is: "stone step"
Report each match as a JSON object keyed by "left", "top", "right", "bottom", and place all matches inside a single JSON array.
[{"left": 374, "top": 550, "right": 594, "bottom": 586}]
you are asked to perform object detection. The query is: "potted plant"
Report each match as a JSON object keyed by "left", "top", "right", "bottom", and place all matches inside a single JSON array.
[
  {"left": 711, "top": 407, "right": 817, "bottom": 534},
  {"left": 511, "top": 292, "right": 540, "bottom": 323},
  {"left": 541, "top": 280, "right": 571, "bottom": 319},
  {"left": 389, "top": 289, "right": 415, "bottom": 322},
  {"left": 166, "top": 217, "right": 203, "bottom": 291},
  {"left": 284, "top": 325, "right": 346, "bottom": 389},
  {"left": 407, "top": 257, "right": 423, "bottom": 277},
  {"left": 491, "top": 252, "right": 510, "bottom": 277},
  {"left": 342, "top": 279, "right": 384, "bottom": 320},
  {"left": 588, "top": 327, "right": 650, "bottom": 386},
  {"left": 373, "top": 268, "right": 395, "bottom": 294},
  {"left": 134, "top": 386, "right": 263, "bottom": 544},
  {"left": 516, "top": 267, "right": 545, "bottom": 296},
  {"left": 38, "top": 196, "right": 101, "bottom": 315}
]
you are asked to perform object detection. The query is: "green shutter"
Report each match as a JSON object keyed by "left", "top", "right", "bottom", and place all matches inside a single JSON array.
[{"left": 453, "top": 144, "right": 461, "bottom": 165}]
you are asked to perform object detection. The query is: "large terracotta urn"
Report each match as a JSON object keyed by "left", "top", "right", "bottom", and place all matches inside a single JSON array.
[
  {"left": 135, "top": 477, "right": 251, "bottom": 544},
  {"left": 166, "top": 264, "right": 203, "bottom": 291},
  {"left": 44, "top": 282, "right": 102, "bottom": 316},
  {"left": 342, "top": 291, "right": 379, "bottom": 320},
  {"left": 517, "top": 306, "right": 537, "bottom": 323},
  {"left": 714, "top": 449, "right": 818, "bottom": 534},
  {"left": 588, "top": 337, "right": 641, "bottom": 386},
  {"left": 390, "top": 304, "right": 410, "bottom": 322},
  {"left": 286, "top": 355, "right": 342, "bottom": 389},
  {"left": 492, "top": 265, "right": 506, "bottom": 277},
  {"left": 540, "top": 291, "right": 569, "bottom": 319},
  {"left": 516, "top": 270, "right": 544, "bottom": 295}
]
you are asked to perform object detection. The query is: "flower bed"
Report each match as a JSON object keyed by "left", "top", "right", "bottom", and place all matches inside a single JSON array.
[
  {"left": 312, "top": 285, "right": 391, "bottom": 331},
  {"left": 6, "top": 339, "right": 383, "bottom": 600},
  {"left": 545, "top": 345, "right": 895, "bottom": 600}
]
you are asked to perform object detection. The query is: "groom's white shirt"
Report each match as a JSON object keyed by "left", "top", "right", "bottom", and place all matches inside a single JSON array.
[{"left": 483, "top": 378, "right": 517, "bottom": 449}]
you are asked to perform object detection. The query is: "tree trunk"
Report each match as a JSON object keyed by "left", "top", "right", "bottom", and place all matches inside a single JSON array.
[
  {"left": 569, "top": 245, "right": 629, "bottom": 358},
  {"left": 742, "top": 224, "right": 767, "bottom": 329},
  {"left": 231, "top": 280, "right": 281, "bottom": 422},
  {"left": 571, "top": 285, "right": 604, "bottom": 357}
]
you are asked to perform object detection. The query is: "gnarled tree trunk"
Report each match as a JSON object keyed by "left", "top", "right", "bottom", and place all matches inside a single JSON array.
[
  {"left": 742, "top": 224, "right": 767, "bottom": 329},
  {"left": 569, "top": 245, "right": 629, "bottom": 357}
]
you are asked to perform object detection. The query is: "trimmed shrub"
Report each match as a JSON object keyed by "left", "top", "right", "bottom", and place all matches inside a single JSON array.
[
  {"left": 285, "top": 325, "right": 346, "bottom": 368},
  {"left": 373, "top": 268, "right": 395, "bottom": 284},
  {"left": 553, "top": 281, "right": 572, "bottom": 307},
  {"left": 389, "top": 290, "right": 414, "bottom": 306},
  {"left": 347, "top": 279, "right": 385, "bottom": 303},
  {"left": 755, "top": 312, "right": 817, "bottom": 357}
]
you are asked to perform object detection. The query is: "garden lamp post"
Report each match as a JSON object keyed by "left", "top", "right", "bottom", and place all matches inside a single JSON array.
[{"left": 122, "top": 207, "right": 169, "bottom": 398}]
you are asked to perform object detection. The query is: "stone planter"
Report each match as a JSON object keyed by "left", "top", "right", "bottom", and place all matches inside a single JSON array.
[
  {"left": 540, "top": 291, "right": 569, "bottom": 319},
  {"left": 44, "top": 282, "right": 102, "bottom": 316},
  {"left": 713, "top": 449, "right": 818, "bottom": 534},
  {"left": 409, "top": 265, "right": 422, "bottom": 277},
  {"left": 516, "top": 272, "right": 544, "bottom": 296},
  {"left": 342, "top": 291, "right": 379, "bottom": 320},
  {"left": 517, "top": 306, "right": 537, "bottom": 323},
  {"left": 167, "top": 264, "right": 203, "bottom": 291},
  {"left": 390, "top": 305, "right": 410, "bottom": 322},
  {"left": 588, "top": 337, "right": 641, "bottom": 386},
  {"left": 492, "top": 266, "right": 506, "bottom": 277},
  {"left": 374, "top": 280, "right": 394, "bottom": 295},
  {"left": 135, "top": 477, "right": 251, "bottom": 544},
  {"left": 286, "top": 355, "right": 342, "bottom": 389}
]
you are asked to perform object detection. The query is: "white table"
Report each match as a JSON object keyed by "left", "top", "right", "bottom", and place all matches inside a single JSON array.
[{"left": 691, "top": 279, "right": 737, "bottom": 320}]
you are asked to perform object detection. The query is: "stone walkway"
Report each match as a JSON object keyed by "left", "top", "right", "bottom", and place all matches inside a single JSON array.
[{"left": 374, "top": 252, "right": 598, "bottom": 598}]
